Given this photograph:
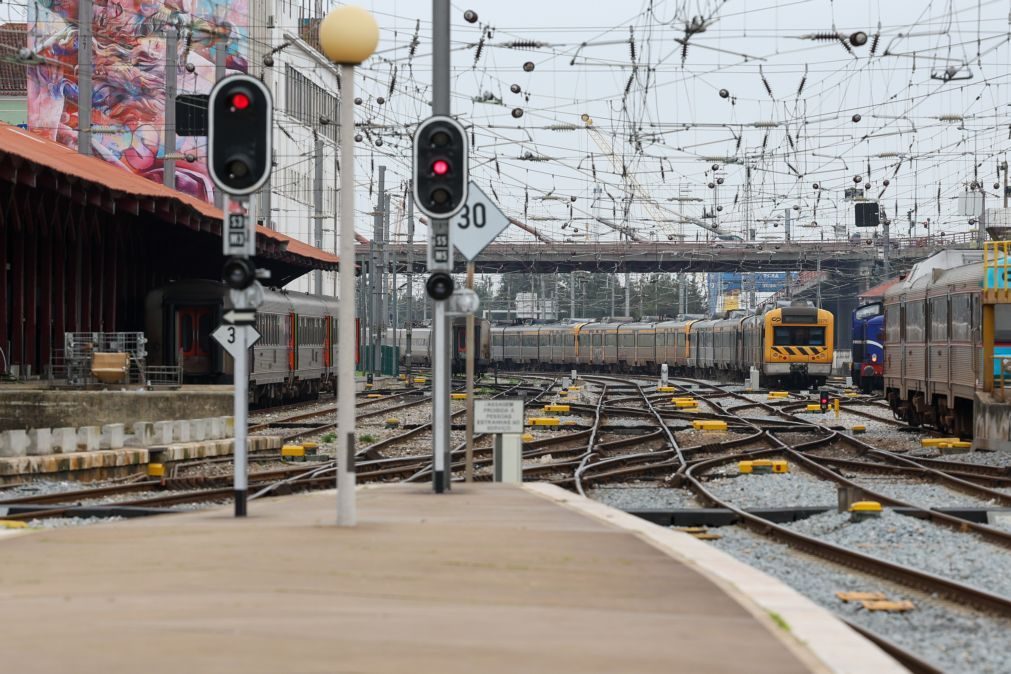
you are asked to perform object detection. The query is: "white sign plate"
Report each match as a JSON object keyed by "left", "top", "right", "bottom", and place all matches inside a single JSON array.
[
  {"left": 451, "top": 183, "right": 510, "bottom": 261},
  {"left": 426, "top": 218, "right": 453, "bottom": 272},
  {"left": 223, "top": 211, "right": 256, "bottom": 256},
  {"left": 212, "top": 324, "right": 262, "bottom": 359},
  {"left": 474, "top": 399, "right": 524, "bottom": 434}
]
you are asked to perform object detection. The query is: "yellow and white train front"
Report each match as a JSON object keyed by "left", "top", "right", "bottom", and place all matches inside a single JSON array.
[{"left": 763, "top": 306, "right": 834, "bottom": 385}]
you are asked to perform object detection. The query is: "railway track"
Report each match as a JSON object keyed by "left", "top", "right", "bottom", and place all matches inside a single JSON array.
[{"left": 4, "top": 370, "right": 1009, "bottom": 672}]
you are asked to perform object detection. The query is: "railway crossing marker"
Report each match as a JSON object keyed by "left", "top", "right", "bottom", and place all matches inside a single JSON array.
[{"left": 451, "top": 182, "right": 510, "bottom": 261}]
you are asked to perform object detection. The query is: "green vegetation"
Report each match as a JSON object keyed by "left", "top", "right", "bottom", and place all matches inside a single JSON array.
[
  {"left": 358, "top": 433, "right": 379, "bottom": 445},
  {"left": 767, "top": 611, "right": 790, "bottom": 632},
  {"left": 321, "top": 432, "right": 337, "bottom": 443}
]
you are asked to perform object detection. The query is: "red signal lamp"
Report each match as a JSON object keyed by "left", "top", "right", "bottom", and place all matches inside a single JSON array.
[
  {"left": 230, "top": 92, "right": 252, "bottom": 111},
  {"left": 432, "top": 159, "right": 450, "bottom": 176}
]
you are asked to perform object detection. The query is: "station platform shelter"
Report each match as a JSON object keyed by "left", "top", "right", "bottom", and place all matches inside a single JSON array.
[{"left": 0, "top": 122, "right": 338, "bottom": 378}]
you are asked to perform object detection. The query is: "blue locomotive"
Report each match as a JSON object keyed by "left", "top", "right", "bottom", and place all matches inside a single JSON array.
[{"left": 851, "top": 302, "right": 884, "bottom": 392}]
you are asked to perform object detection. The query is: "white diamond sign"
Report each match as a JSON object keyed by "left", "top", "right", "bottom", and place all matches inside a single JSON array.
[{"left": 451, "top": 182, "right": 510, "bottom": 261}]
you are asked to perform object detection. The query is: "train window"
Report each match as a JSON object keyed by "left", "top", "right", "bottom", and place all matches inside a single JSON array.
[
  {"left": 906, "top": 302, "right": 924, "bottom": 342},
  {"left": 638, "top": 333, "right": 654, "bottom": 347},
  {"left": 592, "top": 334, "right": 601, "bottom": 347},
  {"left": 605, "top": 333, "right": 616, "bottom": 347},
  {"left": 566, "top": 334, "right": 575, "bottom": 346},
  {"left": 773, "top": 326, "right": 826, "bottom": 346},
  {"left": 523, "top": 335, "right": 537, "bottom": 348},
  {"left": 620, "top": 333, "right": 635, "bottom": 347},
  {"left": 885, "top": 305, "right": 899, "bottom": 342},
  {"left": 951, "top": 295, "right": 971, "bottom": 341},
  {"left": 929, "top": 297, "right": 948, "bottom": 341}
]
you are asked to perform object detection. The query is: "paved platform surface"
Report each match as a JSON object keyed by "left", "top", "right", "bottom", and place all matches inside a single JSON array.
[{"left": 0, "top": 484, "right": 845, "bottom": 674}]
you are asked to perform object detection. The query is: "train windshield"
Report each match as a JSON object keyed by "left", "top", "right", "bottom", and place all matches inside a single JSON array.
[{"left": 773, "top": 326, "right": 826, "bottom": 346}]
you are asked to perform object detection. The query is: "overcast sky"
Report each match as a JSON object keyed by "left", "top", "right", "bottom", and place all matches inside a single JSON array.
[
  {"left": 343, "top": 0, "right": 1011, "bottom": 248},
  {"left": 5, "top": 0, "right": 1011, "bottom": 249}
]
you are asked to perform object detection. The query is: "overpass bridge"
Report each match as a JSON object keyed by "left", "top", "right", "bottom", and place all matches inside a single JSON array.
[{"left": 371, "top": 233, "right": 975, "bottom": 275}]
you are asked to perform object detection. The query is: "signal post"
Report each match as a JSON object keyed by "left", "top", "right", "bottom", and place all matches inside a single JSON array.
[
  {"left": 414, "top": 0, "right": 469, "bottom": 491},
  {"left": 207, "top": 75, "right": 273, "bottom": 517}
]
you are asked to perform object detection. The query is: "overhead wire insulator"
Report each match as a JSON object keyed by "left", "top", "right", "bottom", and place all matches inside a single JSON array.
[
  {"left": 474, "top": 37, "right": 485, "bottom": 67},
  {"left": 796, "top": 65, "right": 808, "bottom": 97},
  {"left": 870, "top": 32, "right": 880, "bottom": 56},
  {"left": 759, "top": 65, "right": 774, "bottom": 99},
  {"left": 629, "top": 26, "right": 636, "bottom": 63}
]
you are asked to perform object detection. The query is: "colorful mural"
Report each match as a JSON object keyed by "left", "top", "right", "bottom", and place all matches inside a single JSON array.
[{"left": 27, "top": 0, "right": 249, "bottom": 202}]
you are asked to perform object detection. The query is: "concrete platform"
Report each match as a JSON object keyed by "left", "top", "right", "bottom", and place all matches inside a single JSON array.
[{"left": 0, "top": 484, "right": 905, "bottom": 674}]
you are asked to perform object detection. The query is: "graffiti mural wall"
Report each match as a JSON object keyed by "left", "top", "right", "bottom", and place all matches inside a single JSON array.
[{"left": 27, "top": 0, "right": 249, "bottom": 202}]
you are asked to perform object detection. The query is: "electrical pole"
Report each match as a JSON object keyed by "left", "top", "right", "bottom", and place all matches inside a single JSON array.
[
  {"left": 406, "top": 187, "right": 415, "bottom": 384},
  {"left": 570, "top": 271, "right": 576, "bottom": 318},
  {"left": 78, "top": 0, "right": 93, "bottom": 156},
  {"left": 391, "top": 200, "right": 399, "bottom": 378},
  {"left": 163, "top": 18, "right": 178, "bottom": 187},
  {"left": 313, "top": 134, "right": 324, "bottom": 295},
  {"left": 465, "top": 262, "right": 475, "bottom": 482},
  {"left": 213, "top": 36, "right": 227, "bottom": 208},
  {"left": 816, "top": 256, "right": 822, "bottom": 309},
  {"left": 371, "top": 166, "right": 385, "bottom": 376},
  {"left": 382, "top": 192, "right": 391, "bottom": 367}
]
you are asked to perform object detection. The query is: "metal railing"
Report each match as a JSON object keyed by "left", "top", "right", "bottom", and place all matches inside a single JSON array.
[{"left": 984, "top": 240, "right": 1011, "bottom": 291}]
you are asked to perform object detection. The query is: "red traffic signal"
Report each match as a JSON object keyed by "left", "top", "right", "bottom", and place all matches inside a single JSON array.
[
  {"left": 229, "top": 92, "right": 252, "bottom": 111},
  {"left": 413, "top": 116, "right": 468, "bottom": 219},
  {"left": 208, "top": 75, "right": 273, "bottom": 196},
  {"left": 819, "top": 390, "right": 829, "bottom": 412}
]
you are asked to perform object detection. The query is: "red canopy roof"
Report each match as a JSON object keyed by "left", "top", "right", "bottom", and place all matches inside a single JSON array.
[{"left": 0, "top": 123, "right": 338, "bottom": 269}]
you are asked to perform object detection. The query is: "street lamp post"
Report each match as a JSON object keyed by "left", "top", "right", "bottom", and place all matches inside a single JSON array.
[{"left": 319, "top": 5, "right": 379, "bottom": 527}]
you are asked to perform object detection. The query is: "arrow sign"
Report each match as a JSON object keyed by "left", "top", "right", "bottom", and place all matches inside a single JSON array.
[
  {"left": 223, "top": 309, "right": 256, "bottom": 325},
  {"left": 451, "top": 183, "right": 510, "bottom": 261},
  {"left": 212, "top": 324, "right": 262, "bottom": 359}
]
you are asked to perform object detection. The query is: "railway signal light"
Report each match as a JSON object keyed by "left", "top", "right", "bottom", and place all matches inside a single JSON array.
[
  {"left": 208, "top": 75, "right": 273, "bottom": 196},
  {"left": 426, "top": 272, "right": 455, "bottom": 301},
  {"left": 222, "top": 256, "right": 256, "bottom": 290},
  {"left": 819, "top": 390, "right": 830, "bottom": 413},
  {"left": 413, "top": 116, "right": 468, "bottom": 219}
]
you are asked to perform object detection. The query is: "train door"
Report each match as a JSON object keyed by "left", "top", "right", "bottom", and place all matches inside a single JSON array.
[
  {"left": 323, "top": 316, "right": 333, "bottom": 369},
  {"left": 288, "top": 312, "right": 297, "bottom": 373},
  {"left": 175, "top": 306, "right": 212, "bottom": 375}
]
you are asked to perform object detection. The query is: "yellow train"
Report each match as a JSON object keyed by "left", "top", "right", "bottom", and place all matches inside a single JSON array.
[{"left": 490, "top": 302, "right": 834, "bottom": 389}]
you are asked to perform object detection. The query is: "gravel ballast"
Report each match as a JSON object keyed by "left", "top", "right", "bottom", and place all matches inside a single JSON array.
[
  {"left": 710, "top": 525, "right": 1011, "bottom": 674},
  {"left": 786, "top": 509, "right": 1011, "bottom": 600},
  {"left": 703, "top": 468, "right": 838, "bottom": 508},
  {"left": 588, "top": 484, "right": 700, "bottom": 510}
]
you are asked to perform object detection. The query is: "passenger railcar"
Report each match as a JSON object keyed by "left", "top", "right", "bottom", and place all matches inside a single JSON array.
[
  {"left": 851, "top": 302, "right": 884, "bottom": 392},
  {"left": 884, "top": 257, "right": 982, "bottom": 434},
  {"left": 486, "top": 303, "right": 833, "bottom": 388},
  {"left": 145, "top": 279, "right": 338, "bottom": 406}
]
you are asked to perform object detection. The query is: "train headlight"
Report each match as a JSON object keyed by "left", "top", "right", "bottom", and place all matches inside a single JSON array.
[{"left": 871, "top": 353, "right": 878, "bottom": 363}]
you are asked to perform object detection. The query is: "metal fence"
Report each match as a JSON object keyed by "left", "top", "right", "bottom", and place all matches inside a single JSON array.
[{"left": 49, "top": 332, "right": 181, "bottom": 389}]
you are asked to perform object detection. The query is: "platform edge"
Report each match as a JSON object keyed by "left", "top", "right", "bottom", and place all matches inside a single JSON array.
[{"left": 522, "top": 483, "right": 910, "bottom": 674}]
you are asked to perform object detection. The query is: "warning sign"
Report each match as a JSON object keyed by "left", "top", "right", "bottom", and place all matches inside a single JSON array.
[{"left": 474, "top": 399, "right": 524, "bottom": 434}]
